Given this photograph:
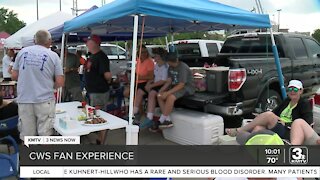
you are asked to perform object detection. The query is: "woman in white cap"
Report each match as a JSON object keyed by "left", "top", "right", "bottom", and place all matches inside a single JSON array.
[{"left": 226, "top": 80, "right": 319, "bottom": 145}]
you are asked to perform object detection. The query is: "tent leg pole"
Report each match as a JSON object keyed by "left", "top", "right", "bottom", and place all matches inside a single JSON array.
[
  {"left": 126, "top": 15, "right": 140, "bottom": 145},
  {"left": 58, "top": 33, "right": 66, "bottom": 104},
  {"left": 165, "top": 36, "right": 169, "bottom": 52},
  {"left": 170, "top": 33, "right": 174, "bottom": 52},
  {"left": 269, "top": 28, "right": 287, "bottom": 99}
]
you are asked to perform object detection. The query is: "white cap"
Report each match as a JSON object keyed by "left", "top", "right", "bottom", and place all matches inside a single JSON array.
[{"left": 288, "top": 80, "right": 303, "bottom": 89}]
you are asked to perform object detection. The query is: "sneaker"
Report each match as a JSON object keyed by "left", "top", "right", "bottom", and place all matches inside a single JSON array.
[
  {"left": 132, "top": 113, "right": 141, "bottom": 125},
  {"left": 149, "top": 121, "right": 160, "bottom": 132},
  {"left": 140, "top": 117, "right": 153, "bottom": 128},
  {"left": 159, "top": 120, "right": 173, "bottom": 129}
]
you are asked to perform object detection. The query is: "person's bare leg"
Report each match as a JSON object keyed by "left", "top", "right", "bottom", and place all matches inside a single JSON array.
[
  {"left": 251, "top": 125, "right": 266, "bottom": 133},
  {"left": 157, "top": 95, "right": 166, "bottom": 113},
  {"left": 162, "top": 94, "right": 176, "bottom": 116},
  {"left": 147, "top": 90, "right": 157, "bottom": 115},
  {"left": 226, "top": 111, "right": 279, "bottom": 136},
  {"left": 290, "top": 119, "right": 317, "bottom": 145},
  {"left": 133, "top": 89, "right": 145, "bottom": 114},
  {"left": 239, "top": 111, "right": 279, "bottom": 132}
]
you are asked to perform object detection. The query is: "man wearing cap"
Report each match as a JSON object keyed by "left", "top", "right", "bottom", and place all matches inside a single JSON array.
[
  {"left": 85, "top": 34, "right": 112, "bottom": 109},
  {"left": 157, "top": 52, "right": 195, "bottom": 129},
  {"left": 226, "top": 80, "right": 316, "bottom": 144},
  {"left": 84, "top": 35, "right": 111, "bottom": 144}
]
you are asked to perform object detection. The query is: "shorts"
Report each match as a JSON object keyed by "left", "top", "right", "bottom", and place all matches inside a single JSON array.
[
  {"left": 18, "top": 99, "right": 55, "bottom": 140},
  {"left": 270, "top": 122, "right": 290, "bottom": 140},
  {"left": 151, "top": 86, "right": 162, "bottom": 92},
  {"left": 173, "top": 88, "right": 193, "bottom": 99},
  {"left": 89, "top": 91, "right": 110, "bottom": 110},
  {"left": 137, "top": 82, "right": 148, "bottom": 94},
  {"left": 64, "top": 87, "right": 83, "bottom": 102}
]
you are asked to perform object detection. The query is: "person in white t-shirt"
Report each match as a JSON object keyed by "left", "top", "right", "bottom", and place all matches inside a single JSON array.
[
  {"left": 12, "top": 30, "right": 64, "bottom": 141},
  {"left": 139, "top": 48, "right": 169, "bottom": 130},
  {"left": 2, "top": 48, "right": 15, "bottom": 81}
]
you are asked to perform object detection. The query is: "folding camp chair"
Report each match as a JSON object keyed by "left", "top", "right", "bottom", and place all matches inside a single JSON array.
[
  {"left": 0, "top": 115, "right": 20, "bottom": 179},
  {"left": 0, "top": 115, "right": 19, "bottom": 133},
  {"left": 0, "top": 135, "right": 19, "bottom": 179},
  {"left": 107, "top": 85, "right": 127, "bottom": 118}
]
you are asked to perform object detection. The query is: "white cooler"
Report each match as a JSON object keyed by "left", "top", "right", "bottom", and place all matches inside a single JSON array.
[
  {"left": 162, "top": 108, "right": 224, "bottom": 145},
  {"left": 218, "top": 135, "right": 238, "bottom": 145},
  {"left": 313, "top": 105, "right": 320, "bottom": 134}
]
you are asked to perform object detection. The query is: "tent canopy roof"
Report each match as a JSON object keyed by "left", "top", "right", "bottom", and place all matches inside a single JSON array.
[
  {"left": 5, "top": 12, "right": 74, "bottom": 49},
  {"left": 64, "top": 0, "right": 271, "bottom": 34}
]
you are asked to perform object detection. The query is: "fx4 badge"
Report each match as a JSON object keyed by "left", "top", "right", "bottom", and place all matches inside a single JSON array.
[{"left": 247, "top": 69, "right": 262, "bottom": 76}]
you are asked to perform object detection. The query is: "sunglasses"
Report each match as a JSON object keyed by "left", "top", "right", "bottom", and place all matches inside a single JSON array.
[{"left": 288, "top": 87, "right": 300, "bottom": 92}]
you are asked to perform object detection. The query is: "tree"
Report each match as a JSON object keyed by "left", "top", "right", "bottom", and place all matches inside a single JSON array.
[
  {"left": 0, "top": 7, "right": 26, "bottom": 34},
  {"left": 312, "top": 29, "right": 320, "bottom": 43}
]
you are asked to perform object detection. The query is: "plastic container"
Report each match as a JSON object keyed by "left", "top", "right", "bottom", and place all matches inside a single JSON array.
[
  {"left": 162, "top": 108, "right": 224, "bottom": 145},
  {"left": 0, "top": 81, "right": 17, "bottom": 99},
  {"left": 313, "top": 105, "right": 320, "bottom": 134},
  {"left": 205, "top": 67, "right": 229, "bottom": 93}
]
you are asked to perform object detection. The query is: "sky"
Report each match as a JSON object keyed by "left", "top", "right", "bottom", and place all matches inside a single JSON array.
[{"left": 1, "top": 0, "right": 320, "bottom": 33}]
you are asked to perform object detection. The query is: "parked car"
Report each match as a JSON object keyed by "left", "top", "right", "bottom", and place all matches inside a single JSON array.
[
  {"left": 177, "top": 33, "right": 320, "bottom": 122},
  {"left": 172, "top": 39, "right": 224, "bottom": 67},
  {"left": 77, "top": 43, "right": 128, "bottom": 76},
  {"left": 77, "top": 43, "right": 127, "bottom": 60}
]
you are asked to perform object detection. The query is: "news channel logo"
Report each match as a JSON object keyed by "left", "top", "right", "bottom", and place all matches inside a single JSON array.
[{"left": 289, "top": 147, "right": 308, "bottom": 165}]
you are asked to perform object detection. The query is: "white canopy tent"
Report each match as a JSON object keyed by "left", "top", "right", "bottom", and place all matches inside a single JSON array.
[{"left": 4, "top": 12, "right": 74, "bottom": 49}]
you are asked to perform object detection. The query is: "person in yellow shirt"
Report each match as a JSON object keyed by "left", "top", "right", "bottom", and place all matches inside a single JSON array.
[{"left": 226, "top": 80, "right": 317, "bottom": 145}]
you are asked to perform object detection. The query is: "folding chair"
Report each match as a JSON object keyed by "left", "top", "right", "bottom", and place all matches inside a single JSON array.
[
  {"left": 0, "top": 115, "right": 20, "bottom": 179},
  {"left": 0, "top": 135, "right": 19, "bottom": 179},
  {"left": 0, "top": 115, "right": 19, "bottom": 132},
  {"left": 107, "top": 86, "right": 127, "bottom": 118}
]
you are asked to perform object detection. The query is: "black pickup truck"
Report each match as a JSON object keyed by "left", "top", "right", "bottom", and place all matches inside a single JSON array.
[{"left": 177, "top": 33, "right": 320, "bottom": 122}]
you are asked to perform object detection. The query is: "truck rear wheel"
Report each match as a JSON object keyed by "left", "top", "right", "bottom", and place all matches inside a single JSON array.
[{"left": 257, "top": 89, "right": 282, "bottom": 112}]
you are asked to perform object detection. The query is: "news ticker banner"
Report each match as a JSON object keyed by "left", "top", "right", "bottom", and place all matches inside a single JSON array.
[
  {"left": 20, "top": 166, "right": 320, "bottom": 178},
  {"left": 19, "top": 143, "right": 320, "bottom": 178},
  {"left": 20, "top": 145, "right": 320, "bottom": 166}
]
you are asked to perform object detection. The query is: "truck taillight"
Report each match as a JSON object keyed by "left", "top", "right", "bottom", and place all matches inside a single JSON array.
[
  {"left": 228, "top": 68, "right": 247, "bottom": 92},
  {"left": 309, "top": 96, "right": 315, "bottom": 110}
]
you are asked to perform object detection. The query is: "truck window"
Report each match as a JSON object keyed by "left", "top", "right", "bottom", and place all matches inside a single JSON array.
[
  {"left": 206, "top": 43, "right": 219, "bottom": 57},
  {"left": 175, "top": 43, "right": 201, "bottom": 56},
  {"left": 305, "top": 38, "right": 320, "bottom": 57},
  {"left": 109, "top": 46, "right": 126, "bottom": 55},
  {"left": 289, "top": 37, "right": 308, "bottom": 59},
  {"left": 220, "top": 36, "right": 284, "bottom": 57},
  {"left": 101, "top": 46, "right": 112, "bottom": 55}
]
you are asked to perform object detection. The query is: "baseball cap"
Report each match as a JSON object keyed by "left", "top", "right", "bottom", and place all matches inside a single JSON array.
[
  {"left": 288, "top": 80, "right": 303, "bottom": 89},
  {"left": 236, "top": 129, "right": 284, "bottom": 145},
  {"left": 165, "top": 52, "right": 178, "bottom": 62},
  {"left": 85, "top": 34, "right": 101, "bottom": 45}
]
